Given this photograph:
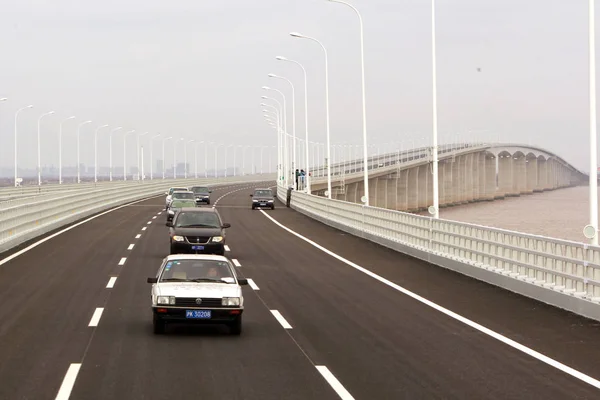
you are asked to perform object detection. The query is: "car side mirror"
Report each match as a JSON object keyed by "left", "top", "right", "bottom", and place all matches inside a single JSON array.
[
  {"left": 237, "top": 278, "right": 248, "bottom": 286},
  {"left": 222, "top": 223, "right": 231, "bottom": 229},
  {"left": 166, "top": 222, "right": 173, "bottom": 227},
  {"left": 249, "top": 194, "right": 253, "bottom": 197},
  {"left": 147, "top": 277, "right": 158, "bottom": 283},
  {"left": 165, "top": 192, "right": 168, "bottom": 195},
  {"left": 209, "top": 190, "right": 213, "bottom": 193}
]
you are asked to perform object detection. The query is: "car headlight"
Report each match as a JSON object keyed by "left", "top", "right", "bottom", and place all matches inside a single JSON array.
[
  {"left": 268, "top": 200, "right": 274, "bottom": 203},
  {"left": 252, "top": 199, "right": 258, "bottom": 202},
  {"left": 157, "top": 296, "right": 176, "bottom": 305},
  {"left": 172, "top": 235, "right": 185, "bottom": 242},
  {"left": 168, "top": 210, "right": 175, "bottom": 215},
  {"left": 211, "top": 236, "right": 224, "bottom": 243},
  {"left": 222, "top": 297, "right": 240, "bottom": 306}
]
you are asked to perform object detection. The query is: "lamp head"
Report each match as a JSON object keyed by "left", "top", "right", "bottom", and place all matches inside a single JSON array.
[
  {"left": 261, "top": 86, "right": 270, "bottom": 90},
  {"left": 27, "top": 105, "right": 33, "bottom": 108},
  {"left": 290, "top": 32, "right": 304, "bottom": 38},
  {"left": 268, "top": 73, "right": 277, "bottom": 78},
  {"left": 275, "top": 56, "right": 287, "bottom": 61},
  {"left": 0, "top": 98, "right": 7, "bottom": 101}
]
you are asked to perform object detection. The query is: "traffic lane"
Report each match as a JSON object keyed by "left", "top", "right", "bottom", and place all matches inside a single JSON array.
[
  {"left": 266, "top": 202, "right": 600, "bottom": 378},
  {"left": 216, "top": 191, "right": 600, "bottom": 399},
  {"left": 70, "top": 204, "right": 337, "bottom": 400},
  {"left": 0, "top": 196, "right": 165, "bottom": 400}
]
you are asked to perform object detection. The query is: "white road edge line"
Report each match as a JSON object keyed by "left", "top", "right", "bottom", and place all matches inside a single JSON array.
[
  {"left": 127, "top": 244, "right": 134, "bottom": 250},
  {"left": 247, "top": 278, "right": 260, "bottom": 290},
  {"left": 270, "top": 310, "right": 292, "bottom": 329},
  {"left": 88, "top": 307, "right": 104, "bottom": 327},
  {"left": 259, "top": 210, "right": 600, "bottom": 390},
  {"left": 55, "top": 363, "right": 82, "bottom": 400},
  {"left": 232, "top": 259, "right": 241, "bottom": 267},
  {"left": 224, "top": 245, "right": 231, "bottom": 252},
  {"left": 119, "top": 257, "right": 127, "bottom": 266},
  {"left": 106, "top": 277, "right": 117, "bottom": 289},
  {"left": 315, "top": 366, "right": 355, "bottom": 400},
  {"left": 142, "top": 227, "right": 147, "bottom": 231},
  {"left": 135, "top": 234, "right": 141, "bottom": 239},
  {"left": 0, "top": 196, "right": 160, "bottom": 267}
]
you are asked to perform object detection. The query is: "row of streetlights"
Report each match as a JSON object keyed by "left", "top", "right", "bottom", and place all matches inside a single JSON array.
[{"left": 259, "top": 0, "right": 370, "bottom": 205}]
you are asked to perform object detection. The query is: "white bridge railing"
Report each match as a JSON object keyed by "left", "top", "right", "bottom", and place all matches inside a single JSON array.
[{"left": 286, "top": 189, "right": 600, "bottom": 320}]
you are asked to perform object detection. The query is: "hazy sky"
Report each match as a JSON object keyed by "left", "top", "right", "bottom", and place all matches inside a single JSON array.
[{"left": 0, "top": 0, "right": 593, "bottom": 173}]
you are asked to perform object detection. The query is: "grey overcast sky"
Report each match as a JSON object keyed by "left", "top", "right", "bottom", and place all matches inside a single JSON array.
[{"left": 0, "top": 0, "right": 593, "bottom": 173}]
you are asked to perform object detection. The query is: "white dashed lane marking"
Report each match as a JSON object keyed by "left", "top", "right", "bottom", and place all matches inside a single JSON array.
[
  {"left": 106, "top": 277, "right": 117, "bottom": 288},
  {"left": 119, "top": 257, "right": 127, "bottom": 266},
  {"left": 247, "top": 279, "right": 260, "bottom": 290},
  {"left": 232, "top": 259, "right": 241, "bottom": 267},
  {"left": 142, "top": 227, "right": 147, "bottom": 231},
  {"left": 224, "top": 245, "right": 231, "bottom": 252},
  {"left": 135, "top": 234, "right": 141, "bottom": 239},
  {"left": 127, "top": 244, "right": 134, "bottom": 250},
  {"left": 270, "top": 310, "right": 292, "bottom": 329},
  {"left": 315, "top": 366, "right": 355, "bottom": 400},
  {"left": 55, "top": 364, "right": 81, "bottom": 400},
  {"left": 88, "top": 308, "right": 104, "bottom": 327}
]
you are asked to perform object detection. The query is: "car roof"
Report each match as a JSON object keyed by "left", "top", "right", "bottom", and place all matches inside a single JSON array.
[
  {"left": 254, "top": 188, "right": 273, "bottom": 191},
  {"left": 165, "top": 254, "right": 229, "bottom": 262},
  {"left": 178, "top": 207, "right": 218, "bottom": 213},
  {"left": 173, "top": 191, "right": 194, "bottom": 194}
]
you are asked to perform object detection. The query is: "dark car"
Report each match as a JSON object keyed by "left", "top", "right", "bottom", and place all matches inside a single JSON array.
[
  {"left": 189, "top": 186, "right": 212, "bottom": 205},
  {"left": 167, "top": 208, "right": 231, "bottom": 255},
  {"left": 167, "top": 199, "right": 197, "bottom": 224},
  {"left": 250, "top": 188, "right": 275, "bottom": 210}
]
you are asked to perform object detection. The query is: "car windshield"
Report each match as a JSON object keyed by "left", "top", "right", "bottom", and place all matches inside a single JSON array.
[
  {"left": 172, "top": 192, "right": 195, "bottom": 200},
  {"left": 171, "top": 200, "right": 196, "bottom": 209},
  {"left": 175, "top": 211, "right": 221, "bottom": 228},
  {"left": 169, "top": 188, "right": 187, "bottom": 195},
  {"left": 254, "top": 190, "right": 273, "bottom": 197},
  {"left": 160, "top": 259, "right": 234, "bottom": 283},
  {"left": 191, "top": 187, "right": 210, "bottom": 194}
]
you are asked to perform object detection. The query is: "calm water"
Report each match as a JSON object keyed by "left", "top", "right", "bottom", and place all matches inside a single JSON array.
[{"left": 437, "top": 186, "right": 594, "bottom": 243}]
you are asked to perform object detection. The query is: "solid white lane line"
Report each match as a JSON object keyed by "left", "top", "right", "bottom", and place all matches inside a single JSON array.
[
  {"left": 0, "top": 196, "right": 161, "bottom": 267},
  {"left": 316, "top": 366, "right": 355, "bottom": 400},
  {"left": 142, "top": 227, "right": 147, "bottom": 231},
  {"left": 224, "top": 245, "right": 231, "bottom": 252},
  {"left": 106, "top": 277, "right": 117, "bottom": 289},
  {"left": 135, "top": 234, "right": 141, "bottom": 239},
  {"left": 259, "top": 210, "right": 600, "bottom": 390},
  {"left": 88, "top": 308, "right": 104, "bottom": 327},
  {"left": 55, "top": 363, "right": 82, "bottom": 400},
  {"left": 270, "top": 310, "right": 292, "bottom": 329},
  {"left": 118, "top": 257, "right": 127, "bottom": 266},
  {"left": 127, "top": 244, "right": 134, "bottom": 250},
  {"left": 232, "top": 259, "right": 241, "bottom": 267},
  {"left": 247, "top": 279, "right": 260, "bottom": 290}
]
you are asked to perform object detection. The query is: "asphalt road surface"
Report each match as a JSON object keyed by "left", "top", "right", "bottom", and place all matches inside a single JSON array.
[{"left": 1, "top": 181, "right": 600, "bottom": 399}]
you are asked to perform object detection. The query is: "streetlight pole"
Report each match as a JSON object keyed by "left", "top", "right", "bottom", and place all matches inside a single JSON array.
[
  {"left": 262, "top": 95, "right": 286, "bottom": 186},
  {"left": 150, "top": 134, "right": 161, "bottom": 180},
  {"left": 214, "top": 143, "right": 221, "bottom": 178},
  {"left": 262, "top": 104, "right": 282, "bottom": 181},
  {"left": 137, "top": 132, "right": 148, "bottom": 180},
  {"left": 590, "top": 0, "right": 599, "bottom": 245},
  {"left": 109, "top": 127, "right": 123, "bottom": 181},
  {"left": 37, "top": 111, "right": 55, "bottom": 186},
  {"left": 174, "top": 138, "right": 184, "bottom": 179},
  {"left": 268, "top": 74, "right": 297, "bottom": 178},
  {"left": 58, "top": 116, "right": 75, "bottom": 185},
  {"left": 76, "top": 120, "right": 91, "bottom": 184},
  {"left": 123, "top": 130, "right": 135, "bottom": 181},
  {"left": 232, "top": 145, "right": 237, "bottom": 177},
  {"left": 14, "top": 105, "right": 33, "bottom": 187},
  {"left": 186, "top": 139, "right": 195, "bottom": 179},
  {"left": 262, "top": 88, "right": 288, "bottom": 187},
  {"left": 162, "top": 136, "right": 172, "bottom": 179},
  {"left": 276, "top": 56, "right": 311, "bottom": 192},
  {"left": 327, "top": 0, "right": 369, "bottom": 203},
  {"left": 431, "top": 0, "right": 440, "bottom": 219},
  {"left": 94, "top": 124, "right": 109, "bottom": 183},
  {"left": 204, "top": 141, "right": 208, "bottom": 178},
  {"left": 291, "top": 32, "right": 332, "bottom": 199}
]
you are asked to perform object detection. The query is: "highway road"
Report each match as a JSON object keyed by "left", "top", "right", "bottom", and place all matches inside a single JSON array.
[{"left": 1, "top": 181, "right": 600, "bottom": 399}]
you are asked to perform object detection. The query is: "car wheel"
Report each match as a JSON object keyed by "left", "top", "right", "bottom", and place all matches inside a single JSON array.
[
  {"left": 251, "top": 205, "right": 255, "bottom": 210},
  {"left": 271, "top": 205, "right": 275, "bottom": 210},
  {"left": 153, "top": 316, "right": 165, "bottom": 334},
  {"left": 207, "top": 201, "right": 210, "bottom": 205},
  {"left": 229, "top": 316, "right": 242, "bottom": 335}
]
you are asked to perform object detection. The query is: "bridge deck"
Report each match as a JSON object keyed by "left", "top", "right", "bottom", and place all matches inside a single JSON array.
[{"left": 0, "top": 183, "right": 599, "bottom": 399}]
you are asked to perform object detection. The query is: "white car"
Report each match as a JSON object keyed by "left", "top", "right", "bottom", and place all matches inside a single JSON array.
[
  {"left": 165, "top": 187, "right": 189, "bottom": 209},
  {"left": 147, "top": 254, "right": 248, "bottom": 335}
]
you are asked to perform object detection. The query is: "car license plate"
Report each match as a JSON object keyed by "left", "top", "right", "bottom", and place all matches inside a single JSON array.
[
  {"left": 186, "top": 310, "right": 211, "bottom": 319},
  {"left": 259, "top": 203, "right": 266, "bottom": 206},
  {"left": 192, "top": 245, "right": 204, "bottom": 250}
]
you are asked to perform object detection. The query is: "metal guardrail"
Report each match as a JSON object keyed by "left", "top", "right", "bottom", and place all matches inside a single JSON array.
[
  {"left": 286, "top": 190, "right": 600, "bottom": 319},
  {"left": 0, "top": 175, "right": 275, "bottom": 254}
]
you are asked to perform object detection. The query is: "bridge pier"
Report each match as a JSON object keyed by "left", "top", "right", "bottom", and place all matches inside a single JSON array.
[
  {"left": 497, "top": 155, "right": 511, "bottom": 199},
  {"left": 512, "top": 155, "right": 526, "bottom": 196},
  {"left": 484, "top": 154, "right": 496, "bottom": 200},
  {"left": 524, "top": 157, "right": 537, "bottom": 194},
  {"left": 407, "top": 167, "right": 419, "bottom": 212},
  {"left": 442, "top": 160, "right": 454, "bottom": 207},
  {"left": 535, "top": 158, "right": 548, "bottom": 192}
]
